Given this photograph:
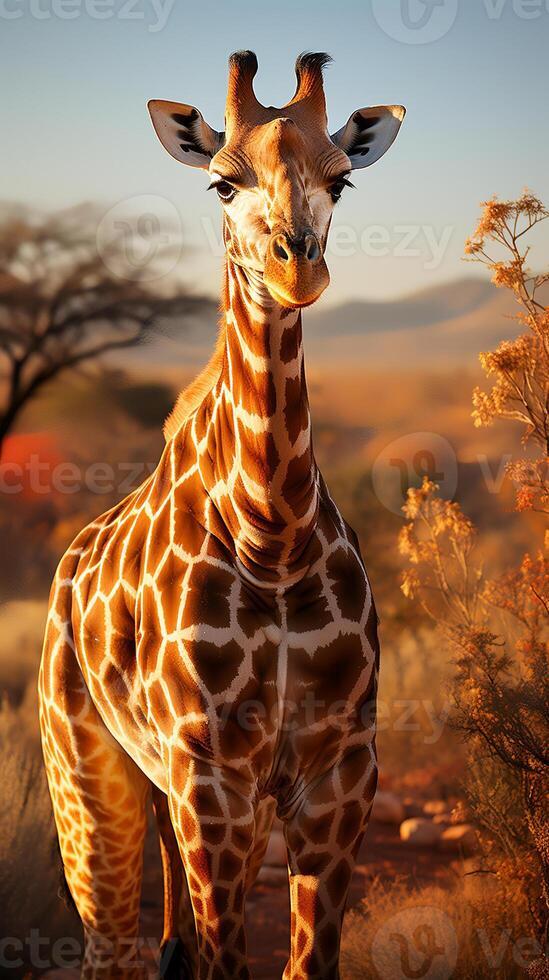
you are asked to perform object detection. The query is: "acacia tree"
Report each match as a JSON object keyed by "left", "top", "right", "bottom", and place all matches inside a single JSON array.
[
  {"left": 399, "top": 193, "right": 549, "bottom": 961},
  {"left": 0, "top": 207, "right": 206, "bottom": 455}
]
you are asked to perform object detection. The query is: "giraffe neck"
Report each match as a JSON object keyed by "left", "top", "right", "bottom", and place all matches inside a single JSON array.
[{"left": 198, "top": 257, "right": 319, "bottom": 587}]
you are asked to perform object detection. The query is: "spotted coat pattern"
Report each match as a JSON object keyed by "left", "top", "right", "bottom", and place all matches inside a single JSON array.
[{"left": 38, "top": 50, "right": 403, "bottom": 980}]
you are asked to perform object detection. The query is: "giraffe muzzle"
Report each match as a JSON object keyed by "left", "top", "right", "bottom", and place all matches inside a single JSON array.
[{"left": 264, "top": 230, "right": 330, "bottom": 308}]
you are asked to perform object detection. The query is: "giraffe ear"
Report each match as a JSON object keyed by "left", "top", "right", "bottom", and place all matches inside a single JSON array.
[
  {"left": 148, "top": 100, "right": 224, "bottom": 170},
  {"left": 331, "top": 106, "right": 405, "bottom": 170}
]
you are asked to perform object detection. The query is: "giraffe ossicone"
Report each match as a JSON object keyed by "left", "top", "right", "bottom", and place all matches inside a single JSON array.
[{"left": 40, "top": 51, "right": 405, "bottom": 980}]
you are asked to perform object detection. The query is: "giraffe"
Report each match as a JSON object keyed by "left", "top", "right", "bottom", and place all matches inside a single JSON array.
[{"left": 39, "top": 51, "right": 405, "bottom": 980}]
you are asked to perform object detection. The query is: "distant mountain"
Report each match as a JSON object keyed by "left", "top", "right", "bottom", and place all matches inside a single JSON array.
[
  {"left": 307, "top": 276, "right": 497, "bottom": 336},
  {"left": 303, "top": 275, "right": 538, "bottom": 367}
]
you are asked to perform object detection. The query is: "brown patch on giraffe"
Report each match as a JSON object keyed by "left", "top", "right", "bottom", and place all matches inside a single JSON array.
[
  {"left": 193, "top": 783, "right": 225, "bottom": 820},
  {"left": 326, "top": 860, "right": 352, "bottom": 907},
  {"left": 286, "top": 573, "right": 332, "bottom": 631},
  {"left": 49, "top": 713, "right": 77, "bottom": 766},
  {"left": 155, "top": 644, "right": 201, "bottom": 716},
  {"left": 337, "top": 800, "right": 364, "bottom": 848},
  {"left": 188, "top": 560, "right": 234, "bottom": 629},
  {"left": 284, "top": 375, "right": 309, "bottom": 445},
  {"left": 153, "top": 551, "right": 189, "bottom": 633},
  {"left": 230, "top": 350, "right": 277, "bottom": 420},
  {"left": 280, "top": 323, "right": 301, "bottom": 363},
  {"left": 325, "top": 547, "right": 368, "bottom": 620},
  {"left": 107, "top": 582, "right": 134, "bottom": 633},
  {"left": 149, "top": 678, "right": 178, "bottom": 732},
  {"left": 173, "top": 508, "right": 208, "bottom": 554},
  {"left": 282, "top": 451, "right": 315, "bottom": 520},
  {"left": 292, "top": 632, "right": 364, "bottom": 705},
  {"left": 101, "top": 661, "right": 132, "bottom": 701},
  {"left": 221, "top": 950, "right": 238, "bottom": 973},
  {"left": 115, "top": 521, "right": 145, "bottom": 593},
  {"left": 201, "top": 822, "right": 227, "bottom": 846},
  {"left": 191, "top": 637, "right": 245, "bottom": 696},
  {"left": 219, "top": 849, "right": 242, "bottom": 882},
  {"left": 140, "top": 581, "right": 164, "bottom": 634},
  {"left": 229, "top": 293, "right": 273, "bottom": 361},
  {"left": 172, "top": 422, "right": 199, "bottom": 474},
  {"left": 238, "top": 430, "right": 281, "bottom": 488},
  {"left": 235, "top": 593, "right": 275, "bottom": 639},
  {"left": 318, "top": 921, "right": 339, "bottom": 959}
]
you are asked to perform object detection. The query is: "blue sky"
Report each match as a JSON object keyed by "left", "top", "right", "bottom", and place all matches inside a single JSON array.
[{"left": 2, "top": 0, "right": 549, "bottom": 303}]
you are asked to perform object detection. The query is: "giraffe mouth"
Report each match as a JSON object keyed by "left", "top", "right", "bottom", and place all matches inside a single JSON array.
[
  {"left": 263, "top": 233, "right": 330, "bottom": 308},
  {"left": 264, "top": 280, "right": 328, "bottom": 309}
]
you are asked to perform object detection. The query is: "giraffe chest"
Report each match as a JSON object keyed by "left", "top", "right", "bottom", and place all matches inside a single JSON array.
[
  {"left": 72, "top": 501, "right": 377, "bottom": 800},
  {"left": 132, "top": 520, "right": 377, "bottom": 796}
]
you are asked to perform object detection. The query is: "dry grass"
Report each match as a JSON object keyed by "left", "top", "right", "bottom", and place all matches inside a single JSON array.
[
  {"left": 340, "top": 871, "right": 543, "bottom": 980},
  {"left": 0, "top": 602, "right": 82, "bottom": 973},
  {"left": 0, "top": 698, "right": 81, "bottom": 976}
]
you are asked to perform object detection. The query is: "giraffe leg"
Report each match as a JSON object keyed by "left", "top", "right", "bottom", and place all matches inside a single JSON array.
[
  {"left": 246, "top": 796, "right": 277, "bottom": 889},
  {"left": 168, "top": 757, "right": 257, "bottom": 980},
  {"left": 39, "top": 608, "right": 149, "bottom": 980},
  {"left": 154, "top": 789, "right": 273, "bottom": 979},
  {"left": 282, "top": 747, "right": 378, "bottom": 980},
  {"left": 151, "top": 786, "right": 197, "bottom": 979}
]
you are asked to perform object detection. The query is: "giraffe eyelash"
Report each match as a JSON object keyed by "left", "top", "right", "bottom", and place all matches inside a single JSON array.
[
  {"left": 207, "top": 179, "right": 238, "bottom": 202},
  {"left": 329, "top": 174, "right": 355, "bottom": 203}
]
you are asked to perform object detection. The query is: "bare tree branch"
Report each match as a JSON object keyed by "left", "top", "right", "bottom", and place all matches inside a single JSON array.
[{"left": 0, "top": 206, "right": 212, "bottom": 454}]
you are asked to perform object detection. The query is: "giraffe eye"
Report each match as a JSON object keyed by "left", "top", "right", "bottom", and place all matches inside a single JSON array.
[
  {"left": 214, "top": 181, "right": 237, "bottom": 202},
  {"left": 329, "top": 175, "right": 353, "bottom": 203}
]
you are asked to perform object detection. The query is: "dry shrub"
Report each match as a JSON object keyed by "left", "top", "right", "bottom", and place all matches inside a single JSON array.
[
  {"left": 465, "top": 191, "right": 549, "bottom": 517},
  {"left": 340, "top": 873, "right": 541, "bottom": 980},
  {"left": 398, "top": 192, "right": 549, "bottom": 963},
  {"left": 0, "top": 699, "right": 81, "bottom": 977}
]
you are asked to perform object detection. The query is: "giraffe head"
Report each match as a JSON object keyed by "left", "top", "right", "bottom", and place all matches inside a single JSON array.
[{"left": 149, "top": 52, "right": 405, "bottom": 308}]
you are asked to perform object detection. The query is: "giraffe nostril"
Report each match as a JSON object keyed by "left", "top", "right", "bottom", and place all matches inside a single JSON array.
[
  {"left": 306, "top": 236, "right": 320, "bottom": 262},
  {"left": 274, "top": 240, "right": 290, "bottom": 262}
]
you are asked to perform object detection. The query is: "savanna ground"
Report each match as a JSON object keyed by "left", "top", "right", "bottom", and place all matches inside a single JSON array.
[{"left": 0, "top": 199, "right": 547, "bottom": 979}]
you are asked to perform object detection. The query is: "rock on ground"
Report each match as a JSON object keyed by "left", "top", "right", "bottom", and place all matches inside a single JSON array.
[
  {"left": 400, "top": 817, "right": 443, "bottom": 846},
  {"left": 439, "top": 824, "right": 478, "bottom": 853}
]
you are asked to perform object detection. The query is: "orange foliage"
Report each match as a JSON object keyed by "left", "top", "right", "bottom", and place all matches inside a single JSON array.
[{"left": 400, "top": 192, "right": 549, "bottom": 950}]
